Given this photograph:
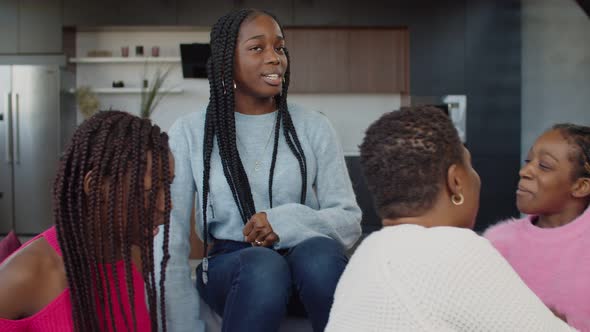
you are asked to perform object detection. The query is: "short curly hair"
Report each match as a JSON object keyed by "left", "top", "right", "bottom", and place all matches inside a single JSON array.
[{"left": 360, "top": 106, "right": 464, "bottom": 219}]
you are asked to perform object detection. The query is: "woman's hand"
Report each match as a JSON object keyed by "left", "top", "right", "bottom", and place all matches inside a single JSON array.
[{"left": 243, "top": 212, "right": 280, "bottom": 247}]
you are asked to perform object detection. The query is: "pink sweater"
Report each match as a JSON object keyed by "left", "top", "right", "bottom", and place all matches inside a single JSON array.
[
  {"left": 485, "top": 207, "right": 590, "bottom": 332},
  {"left": 0, "top": 227, "right": 152, "bottom": 332}
]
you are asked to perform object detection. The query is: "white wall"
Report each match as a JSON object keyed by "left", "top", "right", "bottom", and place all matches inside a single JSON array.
[
  {"left": 289, "top": 94, "right": 400, "bottom": 155},
  {"left": 75, "top": 29, "right": 211, "bottom": 129},
  {"left": 75, "top": 30, "right": 401, "bottom": 156},
  {"left": 521, "top": 0, "right": 590, "bottom": 157}
]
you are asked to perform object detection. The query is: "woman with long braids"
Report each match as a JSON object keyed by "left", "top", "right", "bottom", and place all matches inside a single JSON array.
[
  {"left": 155, "top": 8, "right": 362, "bottom": 332},
  {"left": 0, "top": 111, "right": 174, "bottom": 332}
]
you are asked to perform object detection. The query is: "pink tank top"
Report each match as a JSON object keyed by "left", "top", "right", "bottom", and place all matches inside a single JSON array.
[{"left": 0, "top": 226, "right": 152, "bottom": 332}]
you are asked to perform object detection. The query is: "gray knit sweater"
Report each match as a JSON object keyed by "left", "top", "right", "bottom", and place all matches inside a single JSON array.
[{"left": 154, "top": 103, "right": 362, "bottom": 331}]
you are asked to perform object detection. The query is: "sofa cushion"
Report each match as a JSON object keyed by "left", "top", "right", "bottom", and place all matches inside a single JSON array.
[{"left": 0, "top": 231, "right": 21, "bottom": 262}]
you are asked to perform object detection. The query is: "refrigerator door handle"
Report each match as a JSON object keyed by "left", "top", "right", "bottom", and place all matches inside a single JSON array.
[
  {"left": 13, "top": 93, "right": 19, "bottom": 164},
  {"left": 5, "top": 92, "right": 11, "bottom": 164}
]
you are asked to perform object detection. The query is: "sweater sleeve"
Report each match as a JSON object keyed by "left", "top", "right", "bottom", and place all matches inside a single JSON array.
[
  {"left": 417, "top": 230, "right": 575, "bottom": 331},
  {"left": 263, "top": 114, "right": 362, "bottom": 250},
  {"left": 154, "top": 118, "right": 205, "bottom": 332}
]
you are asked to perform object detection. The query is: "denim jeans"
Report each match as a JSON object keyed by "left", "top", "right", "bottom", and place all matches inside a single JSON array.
[{"left": 196, "top": 236, "right": 348, "bottom": 332}]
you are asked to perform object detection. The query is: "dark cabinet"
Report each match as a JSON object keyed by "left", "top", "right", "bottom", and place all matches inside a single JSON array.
[
  {"left": 348, "top": 29, "right": 409, "bottom": 93},
  {"left": 292, "top": 0, "right": 350, "bottom": 26},
  {"left": 0, "top": 0, "right": 62, "bottom": 54},
  {"left": 235, "top": 0, "right": 293, "bottom": 25},
  {"left": 178, "top": 0, "right": 293, "bottom": 26},
  {"left": 348, "top": 0, "right": 409, "bottom": 26},
  {"left": 63, "top": 0, "right": 177, "bottom": 26},
  {"left": 286, "top": 28, "right": 409, "bottom": 93},
  {"left": 177, "top": 0, "right": 234, "bottom": 26},
  {"left": 19, "top": 0, "right": 62, "bottom": 53},
  {"left": 0, "top": 0, "right": 18, "bottom": 54},
  {"left": 287, "top": 29, "right": 349, "bottom": 93}
]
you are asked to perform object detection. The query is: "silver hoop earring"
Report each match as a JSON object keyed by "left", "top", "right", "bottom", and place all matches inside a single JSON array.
[
  {"left": 222, "top": 80, "right": 227, "bottom": 95},
  {"left": 451, "top": 193, "right": 464, "bottom": 206},
  {"left": 233, "top": 81, "right": 237, "bottom": 89}
]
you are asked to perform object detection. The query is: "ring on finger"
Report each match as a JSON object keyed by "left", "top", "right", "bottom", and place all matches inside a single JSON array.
[{"left": 255, "top": 240, "right": 263, "bottom": 246}]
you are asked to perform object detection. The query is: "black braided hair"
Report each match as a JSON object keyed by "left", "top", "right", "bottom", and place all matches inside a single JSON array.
[
  {"left": 552, "top": 123, "right": 590, "bottom": 179},
  {"left": 53, "top": 110, "right": 172, "bottom": 332},
  {"left": 201, "top": 9, "right": 307, "bottom": 256}
]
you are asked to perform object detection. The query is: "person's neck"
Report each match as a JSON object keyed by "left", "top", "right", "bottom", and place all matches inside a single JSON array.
[
  {"left": 535, "top": 202, "right": 589, "bottom": 228},
  {"left": 382, "top": 201, "right": 459, "bottom": 229},
  {"left": 234, "top": 94, "right": 276, "bottom": 115}
]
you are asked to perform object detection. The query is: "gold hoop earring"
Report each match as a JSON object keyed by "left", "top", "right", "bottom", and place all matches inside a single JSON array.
[{"left": 451, "top": 193, "right": 464, "bottom": 206}]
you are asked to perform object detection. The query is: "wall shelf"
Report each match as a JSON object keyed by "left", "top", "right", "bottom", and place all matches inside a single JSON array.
[
  {"left": 68, "top": 87, "right": 183, "bottom": 94},
  {"left": 69, "top": 57, "right": 181, "bottom": 63}
]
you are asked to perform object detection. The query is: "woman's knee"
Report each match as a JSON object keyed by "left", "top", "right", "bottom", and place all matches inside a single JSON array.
[
  {"left": 236, "top": 247, "right": 291, "bottom": 292},
  {"left": 291, "top": 237, "right": 347, "bottom": 263},
  {"left": 289, "top": 237, "right": 348, "bottom": 287}
]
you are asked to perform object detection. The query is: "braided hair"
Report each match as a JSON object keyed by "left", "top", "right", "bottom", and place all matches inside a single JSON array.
[
  {"left": 201, "top": 9, "right": 307, "bottom": 253},
  {"left": 53, "top": 111, "right": 172, "bottom": 332},
  {"left": 552, "top": 123, "right": 590, "bottom": 179}
]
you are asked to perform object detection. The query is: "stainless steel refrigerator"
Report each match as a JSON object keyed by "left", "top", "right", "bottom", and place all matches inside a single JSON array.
[{"left": 0, "top": 65, "right": 61, "bottom": 235}]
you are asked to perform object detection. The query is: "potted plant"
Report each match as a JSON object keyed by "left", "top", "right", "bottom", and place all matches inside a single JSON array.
[
  {"left": 140, "top": 66, "right": 174, "bottom": 119},
  {"left": 75, "top": 86, "right": 100, "bottom": 119}
]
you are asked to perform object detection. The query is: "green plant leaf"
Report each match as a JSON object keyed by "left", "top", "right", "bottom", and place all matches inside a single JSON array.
[{"left": 140, "top": 64, "right": 174, "bottom": 118}]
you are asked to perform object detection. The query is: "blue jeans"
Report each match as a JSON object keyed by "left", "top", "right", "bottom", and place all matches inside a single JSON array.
[{"left": 196, "top": 237, "right": 348, "bottom": 332}]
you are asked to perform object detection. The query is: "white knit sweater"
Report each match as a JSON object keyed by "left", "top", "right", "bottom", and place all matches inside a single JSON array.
[{"left": 326, "top": 224, "right": 576, "bottom": 332}]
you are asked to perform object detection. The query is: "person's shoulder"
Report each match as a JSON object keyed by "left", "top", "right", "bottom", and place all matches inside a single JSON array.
[
  {"left": 358, "top": 224, "right": 479, "bottom": 254},
  {"left": 376, "top": 223, "right": 479, "bottom": 243},
  {"left": 287, "top": 103, "right": 329, "bottom": 125},
  {"left": 388, "top": 225, "right": 492, "bottom": 257},
  {"left": 419, "top": 226, "right": 486, "bottom": 250},
  {"left": 171, "top": 110, "right": 207, "bottom": 131},
  {"left": 483, "top": 217, "right": 526, "bottom": 244},
  {"left": 0, "top": 239, "right": 62, "bottom": 318},
  {"left": 360, "top": 225, "right": 494, "bottom": 275},
  {"left": 168, "top": 110, "right": 207, "bottom": 145},
  {"left": 401, "top": 226, "right": 505, "bottom": 273},
  {"left": 1, "top": 237, "right": 62, "bottom": 282},
  {"left": 349, "top": 228, "right": 388, "bottom": 256},
  {"left": 287, "top": 103, "right": 335, "bottom": 143}
]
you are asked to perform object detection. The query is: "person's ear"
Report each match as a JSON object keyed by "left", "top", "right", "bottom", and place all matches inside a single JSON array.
[
  {"left": 83, "top": 170, "right": 94, "bottom": 195},
  {"left": 571, "top": 177, "right": 590, "bottom": 199},
  {"left": 446, "top": 163, "right": 463, "bottom": 196},
  {"left": 447, "top": 163, "right": 468, "bottom": 205}
]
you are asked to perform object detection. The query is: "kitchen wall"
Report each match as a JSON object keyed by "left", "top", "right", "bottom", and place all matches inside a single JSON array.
[
  {"left": 75, "top": 30, "right": 402, "bottom": 156},
  {"left": 74, "top": 29, "right": 211, "bottom": 129},
  {"left": 7, "top": 0, "right": 589, "bottom": 235},
  {"left": 71, "top": 0, "right": 525, "bottom": 232}
]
